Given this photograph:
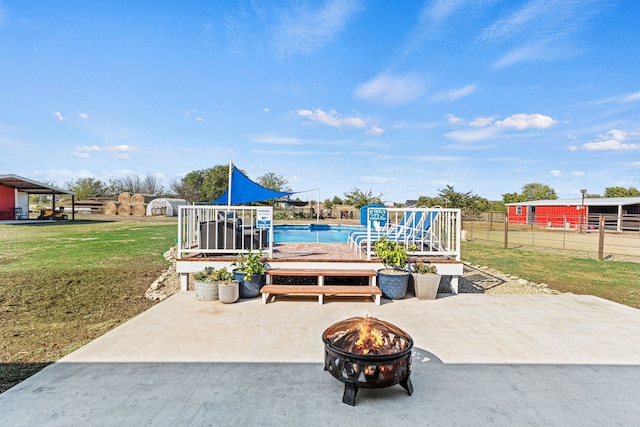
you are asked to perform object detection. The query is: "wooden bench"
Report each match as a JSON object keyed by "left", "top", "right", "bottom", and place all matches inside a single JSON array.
[{"left": 262, "top": 268, "right": 381, "bottom": 305}]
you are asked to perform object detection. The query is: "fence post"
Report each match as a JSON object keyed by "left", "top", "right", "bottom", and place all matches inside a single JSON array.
[
  {"left": 598, "top": 215, "right": 605, "bottom": 260},
  {"left": 504, "top": 216, "right": 509, "bottom": 249}
]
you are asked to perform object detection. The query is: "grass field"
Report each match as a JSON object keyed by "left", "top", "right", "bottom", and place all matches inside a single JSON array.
[
  {"left": 462, "top": 241, "right": 640, "bottom": 309},
  {"left": 1, "top": 217, "right": 639, "bottom": 394},
  {"left": 0, "top": 216, "right": 178, "bottom": 393}
]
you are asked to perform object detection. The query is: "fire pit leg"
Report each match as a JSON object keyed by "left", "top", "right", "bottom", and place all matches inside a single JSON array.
[
  {"left": 343, "top": 382, "right": 358, "bottom": 406},
  {"left": 399, "top": 374, "right": 413, "bottom": 396}
]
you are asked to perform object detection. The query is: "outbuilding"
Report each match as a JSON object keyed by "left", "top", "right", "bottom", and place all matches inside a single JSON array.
[
  {"left": 146, "top": 198, "right": 189, "bottom": 216},
  {"left": 507, "top": 197, "right": 640, "bottom": 232},
  {"left": 0, "top": 174, "right": 75, "bottom": 221}
]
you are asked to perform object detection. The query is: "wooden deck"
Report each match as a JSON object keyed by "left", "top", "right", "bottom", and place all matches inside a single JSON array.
[{"left": 176, "top": 242, "right": 463, "bottom": 293}]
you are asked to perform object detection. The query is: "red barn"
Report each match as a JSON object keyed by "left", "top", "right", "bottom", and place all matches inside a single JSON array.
[
  {"left": 0, "top": 174, "right": 75, "bottom": 221},
  {"left": 507, "top": 197, "right": 640, "bottom": 232}
]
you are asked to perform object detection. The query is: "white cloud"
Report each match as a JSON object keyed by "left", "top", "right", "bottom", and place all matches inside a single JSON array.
[
  {"left": 590, "top": 90, "right": 640, "bottom": 106},
  {"left": 495, "top": 113, "right": 557, "bottom": 130},
  {"left": 582, "top": 129, "right": 640, "bottom": 151},
  {"left": 445, "top": 114, "right": 466, "bottom": 125},
  {"left": 366, "top": 125, "right": 384, "bottom": 136},
  {"left": 621, "top": 91, "right": 640, "bottom": 103},
  {"left": 354, "top": 73, "right": 427, "bottom": 106},
  {"left": 297, "top": 108, "right": 365, "bottom": 130},
  {"left": 550, "top": 170, "right": 562, "bottom": 176},
  {"left": 76, "top": 145, "right": 101, "bottom": 152},
  {"left": 569, "top": 145, "right": 578, "bottom": 152},
  {"left": 78, "top": 112, "right": 89, "bottom": 119},
  {"left": 362, "top": 175, "right": 398, "bottom": 184},
  {"left": 73, "top": 144, "right": 138, "bottom": 160},
  {"left": 430, "top": 84, "right": 477, "bottom": 102},
  {"left": 277, "top": 0, "right": 363, "bottom": 57},
  {"left": 444, "top": 126, "right": 499, "bottom": 142},
  {"left": 469, "top": 116, "right": 495, "bottom": 127},
  {"left": 571, "top": 171, "right": 585, "bottom": 176},
  {"left": 478, "top": 0, "right": 611, "bottom": 69},
  {"left": 251, "top": 135, "right": 303, "bottom": 145},
  {"left": 53, "top": 111, "right": 64, "bottom": 121},
  {"left": 264, "top": 107, "right": 270, "bottom": 112}
]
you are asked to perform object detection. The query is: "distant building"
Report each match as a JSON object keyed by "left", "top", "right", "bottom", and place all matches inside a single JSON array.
[
  {"left": 506, "top": 197, "right": 640, "bottom": 232},
  {"left": 0, "top": 174, "right": 75, "bottom": 220}
]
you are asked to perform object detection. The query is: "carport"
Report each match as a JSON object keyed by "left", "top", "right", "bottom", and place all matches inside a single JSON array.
[{"left": 0, "top": 174, "right": 75, "bottom": 221}]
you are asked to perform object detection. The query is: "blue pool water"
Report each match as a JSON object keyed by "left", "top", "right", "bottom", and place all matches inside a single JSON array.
[{"left": 273, "top": 224, "right": 366, "bottom": 243}]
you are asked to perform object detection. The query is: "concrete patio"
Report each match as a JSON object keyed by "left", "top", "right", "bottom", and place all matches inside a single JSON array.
[{"left": 1, "top": 292, "right": 639, "bottom": 426}]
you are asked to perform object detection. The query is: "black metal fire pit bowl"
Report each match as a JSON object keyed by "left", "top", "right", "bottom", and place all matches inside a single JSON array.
[{"left": 322, "top": 316, "right": 414, "bottom": 406}]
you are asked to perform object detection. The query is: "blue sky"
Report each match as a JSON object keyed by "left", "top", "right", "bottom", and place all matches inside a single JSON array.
[{"left": 1, "top": 1, "right": 639, "bottom": 203}]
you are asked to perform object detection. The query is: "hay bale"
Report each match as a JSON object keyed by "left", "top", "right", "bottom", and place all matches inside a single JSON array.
[
  {"left": 104, "top": 201, "right": 120, "bottom": 215},
  {"left": 118, "top": 192, "right": 132, "bottom": 204},
  {"left": 117, "top": 203, "right": 132, "bottom": 216},
  {"left": 131, "top": 193, "right": 154, "bottom": 204},
  {"left": 132, "top": 203, "right": 147, "bottom": 217}
]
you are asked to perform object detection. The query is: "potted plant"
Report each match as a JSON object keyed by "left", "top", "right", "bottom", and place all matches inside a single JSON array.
[
  {"left": 193, "top": 267, "right": 219, "bottom": 301},
  {"left": 216, "top": 267, "right": 240, "bottom": 304},
  {"left": 232, "top": 250, "right": 268, "bottom": 298},
  {"left": 411, "top": 261, "right": 441, "bottom": 300},
  {"left": 373, "top": 237, "right": 411, "bottom": 299}
]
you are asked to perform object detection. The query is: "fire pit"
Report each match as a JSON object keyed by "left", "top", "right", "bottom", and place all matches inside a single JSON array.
[{"left": 322, "top": 316, "right": 413, "bottom": 406}]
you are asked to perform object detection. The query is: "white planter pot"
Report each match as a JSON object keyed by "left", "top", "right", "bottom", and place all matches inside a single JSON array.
[
  {"left": 412, "top": 274, "right": 441, "bottom": 300},
  {"left": 218, "top": 281, "right": 239, "bottom": 304},
  {"left": 194, "top": 281, "right": 218, "bottom": 301}
]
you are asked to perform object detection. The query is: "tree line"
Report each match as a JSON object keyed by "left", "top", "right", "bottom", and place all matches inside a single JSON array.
[{"left": 63, "top": 165, "right": 640, "bottom": 214}]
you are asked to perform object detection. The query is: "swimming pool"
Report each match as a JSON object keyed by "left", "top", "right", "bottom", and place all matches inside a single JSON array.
[{"left": 273, "top": 224, "right": 366, "bottom": 243}]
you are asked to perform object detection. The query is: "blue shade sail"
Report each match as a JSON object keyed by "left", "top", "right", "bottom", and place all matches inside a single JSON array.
[{"left": 210, "top": 165, "right": 294, "bottom": 205}]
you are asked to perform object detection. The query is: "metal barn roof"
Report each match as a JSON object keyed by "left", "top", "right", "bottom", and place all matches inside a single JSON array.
[
  {"left": 507, "top": 197, "right": 640, "bottom": 207},
  {"left": 0, "top": 174, "right": 74, "bottom": 195}
]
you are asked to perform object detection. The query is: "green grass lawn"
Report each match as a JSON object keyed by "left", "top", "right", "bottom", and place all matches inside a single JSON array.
[
  {"left": 0, "top": 217, "right": 178, "bottom": 392},
  {"left": 462, "top": 241, "right": 640, "bottom": 309}
]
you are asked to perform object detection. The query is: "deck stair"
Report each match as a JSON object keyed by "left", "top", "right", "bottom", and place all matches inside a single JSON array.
[{"left": 262, "top": 268, "right": 381, "bottom": 305}]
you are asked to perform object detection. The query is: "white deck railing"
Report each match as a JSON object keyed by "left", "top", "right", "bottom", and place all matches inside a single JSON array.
[
  {"left": 177, "top": 205, "right": 274, "bottom": 259},
  {"left": 349, "top": 207, "right": 461, "bottom": 261}
]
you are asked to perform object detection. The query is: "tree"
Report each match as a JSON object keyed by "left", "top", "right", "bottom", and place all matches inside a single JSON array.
[
  {"left": 171, "top": 170, "right": 206, "bottom": 203},
  {"left": 331, "top": 196, "right": 344, "bottom": 205},
  {"left": 66, "top": 177, "right": 107, "bottom": 198},
  {"left": 110, "top": 174, "right": 164, "bottom": 196},
  {"left": 343, "top": 188, "right": 383, "bottom": 209},
  {"left": 502, "top": 192, "right": 524, "bottom": 204},
  {"left": 415, "top": 196, "right": 441, "bottom": 207},
  {"left": 201, "top": 165, "right": 235, "bottom": 202},
  {"left": 520, "top": 183, "right": 557, "bottom": 201},
  {"left": 604, "top": 186, "right": 640, "bottom": 197},
  {"left": 435, "top": 185, "right": 490, "bottom": 213},
  {"left": 257, "top": 172, "right": 290, "bottom": 192}
]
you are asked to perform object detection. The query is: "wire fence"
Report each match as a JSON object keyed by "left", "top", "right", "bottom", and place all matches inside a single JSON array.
[{"left": 463, "top": 212, "right": 640, "bottom": 263}]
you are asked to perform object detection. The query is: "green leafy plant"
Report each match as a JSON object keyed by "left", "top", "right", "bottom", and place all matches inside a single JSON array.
[
  {"left": 373, "top": 236, "right": 411, "bottom": 270},
  {"left": 412, "top": 261, "right": 438, "bottom": 275},
  {"left": 231, "top": 250, "right": 267, "bottom": 280},
  {"left": 194, "top": 267, "right": 216, "bottom": 283},
  {"left": 213, "top": 267, "right": 235, "bottom": 284}
]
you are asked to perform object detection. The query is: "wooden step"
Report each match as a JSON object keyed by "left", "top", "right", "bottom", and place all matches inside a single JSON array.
[
  {"left": 261, "top": 284, "right": 381, "bottom": 305},
  {"left": 266, "top": 268, "right": 378, "bottom": 277}
]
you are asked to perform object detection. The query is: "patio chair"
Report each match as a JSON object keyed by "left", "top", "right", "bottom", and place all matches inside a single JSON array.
[{"left": 349, "top": 210, "right": 434, "bottom": 254}]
